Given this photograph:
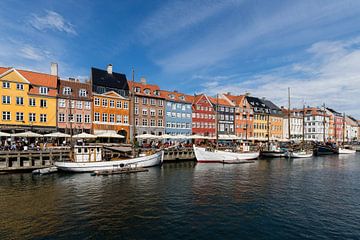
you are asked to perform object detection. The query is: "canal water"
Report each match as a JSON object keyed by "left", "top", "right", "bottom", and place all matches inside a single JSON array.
[{"left": 1, "top": 154, "right": 360, "bottom": 239}]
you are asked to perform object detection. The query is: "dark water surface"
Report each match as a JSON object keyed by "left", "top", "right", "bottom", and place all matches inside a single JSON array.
[{"left": 1, "top": 154, "right": 360, "bottom": 239}]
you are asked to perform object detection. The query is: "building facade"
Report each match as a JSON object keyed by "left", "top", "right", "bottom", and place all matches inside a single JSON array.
[
  {"left": 246, "top": 96, "right": 269, "bottom": 140},
  {"left": 209, "top": 95, "right": 235, "bottom": 135},
  {"left": 191, "top": 94, "right": 216, "bottom": 137},
  {"left": 92, "top": 91, "right": 130, "bottom": 141},
  {"left": 304, "top": 107, "right": 330, "bottom": 142},
  {"left": 326, "top": 108, "right": 344, "bottom": 142},
  {"left": 0, "top": 66, "right": 57, "bottom": 133},
  {"left": 57, "top": 79, "right": 92, "bottom": 134},
  {"left": 345, "top": 116, "right": 358, "bottom": 142},
  {"left": 162, "top": 90, "right": 192, "bottom": 136},
  {"left": 282, "top": 108, "right": 303, "bottom": 140},
  {"left": 262, "top": 99, "right": 284, "bottom": 140},
  {"left": 128, "top": 78, "right": 165, "bottom": 138}
]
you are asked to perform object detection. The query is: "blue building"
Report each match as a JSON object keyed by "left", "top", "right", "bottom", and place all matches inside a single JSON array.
[{"left": 162, "top": 90, "right": 193, "bottom": 136}]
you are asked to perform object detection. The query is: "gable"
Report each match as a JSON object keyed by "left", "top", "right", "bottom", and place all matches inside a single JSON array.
[{"left": 0, "top": 68, "right": 30, "bottom": 84}]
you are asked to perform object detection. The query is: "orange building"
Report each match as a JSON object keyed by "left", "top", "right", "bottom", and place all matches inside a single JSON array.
[{"left": 92, "top": 91, "right": 130, "bottom": 142}]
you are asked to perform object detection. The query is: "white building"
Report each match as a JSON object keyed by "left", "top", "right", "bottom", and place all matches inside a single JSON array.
[
  {"left": 304, "top": 107, "right": 330, "bottom": 142},
  {"left": 282, "top": 108, "right": 303, "bottom": 140},
  {"left": 345, "top": 116, "right": 358, "bottom": 142}
]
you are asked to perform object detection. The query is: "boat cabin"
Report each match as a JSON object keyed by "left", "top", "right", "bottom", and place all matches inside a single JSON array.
[{"left": 74, "top": 145, "right": 102, "bottom": 162}]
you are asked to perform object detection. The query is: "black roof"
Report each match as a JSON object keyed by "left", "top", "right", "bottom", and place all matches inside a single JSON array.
[
  {"left": 91, "top": 67, "right": 129, "bottom": 90},
  {"left": 261, "top": 99, "right": 283, "bottom": 116}
]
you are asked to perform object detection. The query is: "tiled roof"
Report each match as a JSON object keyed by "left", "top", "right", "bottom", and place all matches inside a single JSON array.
[
  {"left": 223, "top": 94, "right": 246, "bottom": 105},
  {"left": 91, "top": 67, "right": 129, "bottom": 91},
  {"left": 128, "top": 80, "right": 164, "bottom": 99},
  {"left": 0, "top": 67, "right": 57, "bottom": 88},
  {"left": 160, "top": 90, "right": 193, "bottom": 103},
  {"left": 208, "top": 96, "right": 234, "bottom": 106},
  {"left": 58, "top": 79, "right": 92, "bottom": 100}
]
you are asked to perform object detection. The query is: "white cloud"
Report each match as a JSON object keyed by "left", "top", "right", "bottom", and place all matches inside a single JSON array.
[
  {"left": 200, "top": 38, "right": 360, "bottom": 118},
  {"left": 19, "top": 45, "right": 50, "bottom": 61},
  {"left": 29, "top": 10, "right": 76, "bottom": 35}
]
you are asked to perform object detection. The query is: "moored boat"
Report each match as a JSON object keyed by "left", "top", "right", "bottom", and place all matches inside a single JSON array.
[
  {"left": 314, "top": 144, "right": 337, "bottom": 156},
  {"left": 55, "top": 145, "right": 163, "bottom": 172},
  {"left": 285, "top": 150, "right": 313, "bottom": 158},
  {"left": 260, "top": 150, "right": 286, "bottom": 158},
  {"left": 338, "top": 148, "right": 356, "bottom": 154},
  {"left": 193, "top": 145, "right": 259, "bottom": 163}
]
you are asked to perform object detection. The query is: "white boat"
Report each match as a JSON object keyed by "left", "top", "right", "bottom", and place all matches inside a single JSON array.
[
  {"left": 193, "top": 145, "right": 259, "bottom": 163},
  {"left": 55, "top": 145, "right": 164, "bottom": 172},
  {"left": 338, "top": 148, "right": 356, "bottom": 154},
  {"left": 32, "top": 166, "right": 58, "bottom": 175},
  {"left": 285, "top": 150, "right": 313, "bottom": 158}
]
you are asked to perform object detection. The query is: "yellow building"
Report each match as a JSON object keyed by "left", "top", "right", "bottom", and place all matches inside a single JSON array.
[
  {"left": 253, "top": 113, "right": 268, "bottom": 140},
  {"left": 269, "top": 115, "right": 283, "bottom": 140},
  {"left": 0, "top": 67, "right": 58, "bottom": 133}
]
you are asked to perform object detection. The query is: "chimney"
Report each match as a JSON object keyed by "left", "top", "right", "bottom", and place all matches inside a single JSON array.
[
  {"left": 227, "top": 92, "right": 231, "bottom": 95},
  {"left": 51, "top": 62, "right": 58, "bottom": 76},
  {"left": 140, "top": 77, "right": 146, "bottom": 85},
  {"left": 107, "top": 64, "right": 113, "bottom": 74}
]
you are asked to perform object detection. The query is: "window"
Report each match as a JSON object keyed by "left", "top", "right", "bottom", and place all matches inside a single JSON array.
[
  {"left": 76, "top": 101, "right": 82, "bottom": 109},
  {"left": 116, "top": 101, "right": 122, "bottom": 108},
  {"left": 142, "top": 97, "right": 148, "bottom": 105},
  {"left": 102, "top": 113, "right": 108, "bottom": 122},
  {"left": 40, "top": 99, "right": 47, "bottom": 108},
  {"left": 116, "top": 115, "right": 122, "bottom": 123},
  {"left": 79, "top": 89, "right": 87, "bottom": 97},
  {"left": 2, "top": 96, "right": 10, "bottom": 104},
  {"left": 124, "top": 102, "right": 128, "bottom": 109},
  {"left": 150, "top": 99, "right": 156, "bottom": 105},
  {"left": 150, "top": 119, "right": 156, "bottom": 126},
  {"left": 94, "top": 112, "right": 100, "bottom": 121},
  {"left": 68, "top": 114, "right": 74, "bottom": 122},
  {"left": 2, "top": 82, "right": 10, "bottom": 89},
  {"left": 144, "top": 88, "right": 151, "bottom": 95},
  {"left": 85, "top": 114, "right": 90, "bottom": 123},
  {"left": 142, "top": 118, "right": 148, "bottom": 126},
  {"left": 135, "top": 107, "right": 139, "bottom": 115},
  {"left": 39, "top": 87, "right": 48, "bottom": 95},
  {"left": 154, "top": 90, "right": 160, "bottom": 96},
  {"left": 158, "top": 100, "right": 163, "bottom": 106},
  {"left": 16, "top": 97, "right": 24, "bottom": 105},
  {"left": 158, "top": 119, "right": 163, "bottom": 127},
  {"left": 135, "top": 96, "right": 139, "bottom": 103},
  {"left": 69, "top": 100, "right": 75, "bottom": 108},
  {"left": 63, "top": 87, "right": 71, "bottom": 95},
  {"left": 135, "top": 118, "right": 139, "bottom": 126},
  {"left": 40, "top": 114, "right": 47, "bottom": 122},
  {"left": 102, "top": 99, "right": 108, "bottom": 107},
  {"left": 158, "top": 109, "right": 163, "bottom": 116},
  {"left": 110, "top": 114, "right": 115, "bottom": 123},
  {"left": 110, "top": 100, "right": 115, "bottom": 108},
  {"left": 28, "top": 98, "right": 36, "bottom": 106},
  {"left": 142, "top": 108, "right": 148, "bottom": 115},
  {"left": 16, "top": 112, "right": 24, "bottom": 122},
  {"left": 58, "top": 113, "right": 65, "bottom": 122},
  {"left": 134, "top": 87, "right": 140, "bottom": 93},
  {"left": 94, "top": 98, "right": 100, "bottom": 106},
  {"left": 150, "top": 109, "right": 156, "bottom": 116},
  {"left": 85, "top": 102, "right": 91, "bottom": 109},
  {"left": 76, "top": 114, "right": 82, "bottom": 123},
  {"left": 2, "top": 112, "right": 10, "bottom": 121},
  {"left": 16, "top": 83, "right": 24, "bottom": 90},
  {"left": 29, "top": 113, "right": 36, "bottom": 122}
]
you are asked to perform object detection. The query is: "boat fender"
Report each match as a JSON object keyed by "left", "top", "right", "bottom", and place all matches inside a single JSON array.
[{"left": 120, "top": 163, "right": 125, "bottom": 168}]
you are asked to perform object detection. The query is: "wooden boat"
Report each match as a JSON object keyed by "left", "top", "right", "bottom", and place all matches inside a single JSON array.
[
  {"left": 193, "top": 145, "right": 259, "bottom": 163},
  {"left": 260, "top": 150, "right": 286, "bottom": 158},
  {"left": 314, "top": 145, "right": 337, "bottom": 156},
  {"left": 338, "top": 147, "right": 356, "bottom": 154},
  {"left": 55, "top": 145, "right": 163, "bottom": 172},
  {"left": 32, "top": 166, "right": 58, "bottom": 175},
  {"left": 285, "top": 150, "right": 313, "bottom": 158}
]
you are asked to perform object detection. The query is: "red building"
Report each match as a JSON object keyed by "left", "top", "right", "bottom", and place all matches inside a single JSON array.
[{"left": 191, "top": 94, "right": 216, "bottom": 137}]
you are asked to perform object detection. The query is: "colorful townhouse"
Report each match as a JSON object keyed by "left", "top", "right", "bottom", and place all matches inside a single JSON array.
[
  {"left": 0, "top": 64, "right": 58, "bottom": 133},
  {"left": 161, "top": 90, "right": 192, "bottom": 136},
  {"left": 91, "top": 65, "right": 130, "bottom": 141},
  {"left": 209, "top": 95, "right": 235, "bottom": 135},
  {"left": 246, "top": 96, "right": 269, "bottom": 140},
  {"left": 128, "top": 78, "right": 165, "bottom": 137},
  {"left": 304, "top": 107, "right": 330, "bottom": 142},
  {"left": 325, "top": 108, "right": 344, "bottom": 142},
  {"left": 345, "top": 116, "right": 358, "bottom": 142},
  {"left": 57, "top": 78, "right": 92, "bottom": 134},
  {"left": 262, "top": 99, "right": 284, "bottom": 140},
  {"left": 191, "top": 94, "right": 216, "bottom": 137},
  {"left": 223, "top": 94, "right": 254, "bottom": 140},
  {"left": 281, "top": 108, "right": 303, "bottom": 140}
]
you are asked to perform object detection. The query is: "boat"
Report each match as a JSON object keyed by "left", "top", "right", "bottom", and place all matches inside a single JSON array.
[
  {"left": 193, "top": 145, "right": 259, "bottom": 163},
  {"left": 55, "top": 145, "right": 163, "bottom": 172},
  {"left": 285, "top": 150, "right": 313, "bottom": 158},
  {"left": 32, "top": 166, "right": 58, "bottom": 175},
  {"left": 338, "top": 147, "right": 356, "bottom": 154},
  {"left": 314, "top": 144, "right": 337, "bottom": 156},
  {"left": 260, "top": 149, "right": 286, "bottom": 157}
]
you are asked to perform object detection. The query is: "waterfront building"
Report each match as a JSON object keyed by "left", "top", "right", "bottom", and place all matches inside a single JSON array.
[
  {"left": 262, "top": 99, "right": 284, "bottom": 140},
  {"left": 128, "top": 78, "right": 165, "bottom": 138},
  {"left": 161, "top": 90, "right": 192, "bottom": 136},
  {"left": 209, "top": 95, "right": 235, "bottom": 135},
  {"left": 191, "top": 94, "right": 216, "bottom": 137},
  {"left": 0, "top": 64, "right": 58, "bottom": 133},
  {"left": 281, "top": 108, "right": 303, "bottom": 140},
  {"left": 345, "top": 116, "right": 358, "bottom": 142},
  {"left": 223, "top": 94, "right": 254, "bottom": 140},
  {"left": 304, "top": 107, "right": 330, "bottom": 142},
  {"left": 325, "top": 108, "right": 344, "bottom": 142},
  {"left": 92, "top": 91, "right": 130, "bottom": 141},
  {"left": 57, "top": 78, "right": 92, "bottom": 134},
  {"left": 246, "top": 96, "right": 270, "bottom": 140},
  {"left": 91, "top": 64, "right": 129, "bottom": 97}
]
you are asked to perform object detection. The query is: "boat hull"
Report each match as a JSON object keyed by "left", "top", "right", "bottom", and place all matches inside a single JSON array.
[
  {"left": 285, "top": 151, "right": 313, "bottom": 158},
  {"left": 193, "top": 145, "right": 259, "bottom": 163},
  {"left": 55, "top": 151, "right": 164, "bottom": 172},
  {"left": 260, "top": 151, "right": 286, "bottom": 158},
  {"left": 338, "top": 148, "right": 356, "bottom": 154},
  {"left": 314, "top": 146, "right": 337, "bottom": 156}
]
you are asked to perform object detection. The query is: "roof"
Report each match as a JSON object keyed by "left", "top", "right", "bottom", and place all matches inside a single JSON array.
[
  {"left": 223, "top": 94, "right": 246, "bottom": 105},
  {"left": 128, "top": 80, "right": 164, "bottom": 99},
  {"left": 160, "top": 90, "right": 193, "bottom": 103},
  {"left": 192, "top": 94, "right": 212, "bottom": 106},
  {"left": 91, "top": 67, "right": 129, "bottom": 91},
  {"left": 208, "top": 96, "right": 234, "bottom": 107},
  {"left": 58, "top": 79, "right": 92, "bottom": 100},
  {"left": 0, "top": 67, "right": 57, "bottom": 88}
]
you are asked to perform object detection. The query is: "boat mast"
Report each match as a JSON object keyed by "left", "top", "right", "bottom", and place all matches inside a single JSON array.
[
  {"left": 267, "top": 110, "right": 270, "bottom": 151},
  {"left": 302, "top": 104, "right": 305, "bottom": 143},
  {"left": 131, "top": 68, "right": 136, "bottom": 154},
  {"left": 215, "top": 94, "right": 219, "bottom": 150},
  {"left": 342, "top": 112, "right": 345, "bottom": 145},
  {"left": 288, "top": 87, "right": 291, "bottom": 141},
  {"left": 322, "top": 103, "right": 326, "bottom": 143}
]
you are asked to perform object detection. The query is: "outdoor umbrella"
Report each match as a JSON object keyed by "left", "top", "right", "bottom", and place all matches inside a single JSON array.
[
  {"left": 11, "top": 131, "right": 43, "bottom": 138},
  {"left": 72, "top": 132, "right": 97, "bottom": 139},
  {"left": 160, "top": 134, "right": 173, "bottom": 139},
  {"left": 188, "top": 134, "right": 206, "bottom": 139},
  {"left": 136, "top": 134, "right": 160, "bottom": 139},
  {"left": 44, "top": 132, "right": 71, "bottom": 138},
  {"left": 95, "top": 132, "right": 125, "bottom": 138},
  {"left": 0, "top": 132, "right": 10, "bottom": 137}
]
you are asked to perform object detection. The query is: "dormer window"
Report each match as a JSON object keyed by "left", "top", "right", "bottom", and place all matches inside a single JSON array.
[
  {"left": 63, "top": 87, "right": 71, "bottom": 95},
  {"left": 134, "top": 87, "right": 141, "bottom": 93},
  {"left": 154, "top": 90, "right": 160, "bottom": 96},
  {"left": 39, "top": 87, "right": 48, "bottom": 95},
  {"left": 179, "top": 96, "right": 185, "bottom": 101},
  {"left": 79, "top": 89, "right": 87, "bottom": 97},
  {"left": 169, "top": 94, "right": 175, "bottom": 99},
  {"left": 144, "top": 88, "right": 151, "bottom": 95}
]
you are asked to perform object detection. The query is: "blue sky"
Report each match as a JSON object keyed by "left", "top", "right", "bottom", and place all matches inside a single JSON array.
[{"left": 1, "top": 0, "right": 360, "bottom": 118}]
